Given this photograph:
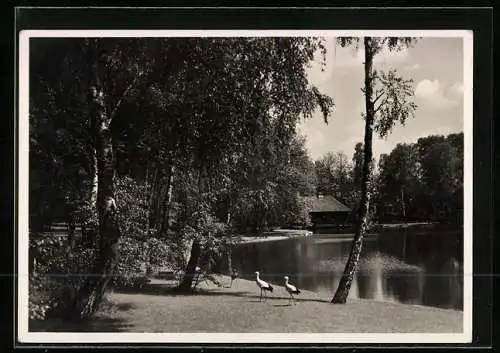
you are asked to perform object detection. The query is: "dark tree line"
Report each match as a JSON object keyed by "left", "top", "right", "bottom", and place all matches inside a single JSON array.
[
  {"left": 315, "top": 132, "right": 464, "bottom": 226},
  {"left": 375, "top": 132, "right": 463, "bottom": 224}
]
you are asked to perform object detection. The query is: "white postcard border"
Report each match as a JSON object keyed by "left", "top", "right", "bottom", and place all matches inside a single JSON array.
[{"left": 17, "top": 29, "right": 474, "bottom": 344}]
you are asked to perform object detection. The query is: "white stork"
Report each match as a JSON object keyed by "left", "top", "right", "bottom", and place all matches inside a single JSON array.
[
  {"left": 255, "top": 271, "right": 273, "bottom": 301},
  {"left": 284, "top": 276, "right": 300, "bottom": 305}
]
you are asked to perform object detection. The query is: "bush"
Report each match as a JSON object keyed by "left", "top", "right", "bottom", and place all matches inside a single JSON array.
[
  {"left": 29, "top": 234, "right": 97, "bottom": 320},
  {"left": 29, "top": 273, "right": 57, "bottom": 320},
  {"left": 29, "top": 234, "right": 175, "bottom": 319},
  {"left": 112, "top": 237, "right": 148, "bottom": 290},
  {"left": 177, "top": 204, "right": 230, "bottom": 274},
  {"left": 146, "top": 237, "right": 178, "bottom": 269},
  {"left": 115, "top": 176, "right": 150, "bottom": 239},
  {"left": 112, "top": 236, "right": 174, "bottom": 290}
]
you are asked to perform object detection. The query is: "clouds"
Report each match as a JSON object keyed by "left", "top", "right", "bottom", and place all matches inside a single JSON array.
[
  {"left": 307, "top": 38, "right": 411, "bottom": 76},
  {"left": 301, "top": 37, "right": 465, "bottom": 162},
  {"left": 404, "top": 63, "right": 420, "bottom": 70},
  {"left": 415, "top": 79, "right": 463, "bottom": 109},
  {"left": 449, "top": 82, "right": 464, "bottom": 96}
]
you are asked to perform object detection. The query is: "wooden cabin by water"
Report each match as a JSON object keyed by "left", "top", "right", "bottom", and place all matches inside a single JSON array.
[{"left": 306, "top": 194, "right": 353, "bottom": 234}]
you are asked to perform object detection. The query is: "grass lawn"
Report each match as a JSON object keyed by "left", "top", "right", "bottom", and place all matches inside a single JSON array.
[{"left": 31, "top": 275, "right": 463, "bottom": 333}]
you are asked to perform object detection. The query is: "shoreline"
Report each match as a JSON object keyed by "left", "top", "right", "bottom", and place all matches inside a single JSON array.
[{"left": 233, "top": 222, "right": 461, "bottom": 245}]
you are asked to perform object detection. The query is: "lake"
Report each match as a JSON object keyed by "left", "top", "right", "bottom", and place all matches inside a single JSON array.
[{"left": 231, "top": 229, "right": 463, "bottom": 310}]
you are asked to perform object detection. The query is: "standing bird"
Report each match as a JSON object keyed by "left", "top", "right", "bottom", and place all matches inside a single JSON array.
[
  {"left": 284, "top": 276, "right": 301, "bottom": 305},
  {"left": 230, "top": 268, "right": 239, "bottom": 288},
  {"left": 255, "top": 271, "right": 274, "bottom": 301}
]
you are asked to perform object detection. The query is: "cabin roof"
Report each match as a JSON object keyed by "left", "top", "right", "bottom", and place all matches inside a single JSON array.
[{"left": 305, "top": 195, "right": 351, "bottom": 213}]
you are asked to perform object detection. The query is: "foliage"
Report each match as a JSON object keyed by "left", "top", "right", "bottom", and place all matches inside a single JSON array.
[
  {"left": 175, "top": 192, "right": 230, "bottom": 271},
  {"left": 372, "top": 70, "right": 417, "bottom": 138},
  {"left": 228, "top": 130, "right": 317, "bottom": 231},
  {"left": 115, "top": 176, "right": 151, "bottom": 239},
  {"left": 375, "top": 133, "right": 463, "bottom": 223},
  {"left": 332, "top": 36, "right": 418, "bottom": 304},
  {"left": 312, "top": 131, "right": 463, "bottom": 226},
  {"left": 29, "top": 36, "right": 335, "bottom": 310},
  {"left": 315, "top": 151, "right": 352, "bottom": 202},
  {"left": 112, "top": 237, "right": 149, "bottom": 290},
  {"left": 376, "top": 143, "right": 420, "bottom": 221},
  {"left": 417, "top": 134, "right": 463, "bottom": 222},
  {"left": 112, "top": 236, "right": 174, "bottom": 290},
  {"left": 29, "top": 274, "right": 61, "bottom": 320},
  {"left": 313, "top": 143, "right": 377, "bottom": 217},
  {"left": 29, "top": 39, "right": 96, "bottom": 230},
  {"left": 29, "top": 234, "right": 97, "bottom": 319}
]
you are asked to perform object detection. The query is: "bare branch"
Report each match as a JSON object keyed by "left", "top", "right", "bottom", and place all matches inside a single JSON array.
[
  {"left": 374, "top": 96, "right": 389, "bottom": 115},
  {"left": 372, "top": 90, "right": 386, "bottom": 107},
  {"left": 109, "top": 70, "right": 145, "bottom": 121}
]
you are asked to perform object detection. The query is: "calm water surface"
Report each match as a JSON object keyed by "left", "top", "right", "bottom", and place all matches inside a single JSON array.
[{"left": 232, "top": 232, "right": 463, "bottom": 310}]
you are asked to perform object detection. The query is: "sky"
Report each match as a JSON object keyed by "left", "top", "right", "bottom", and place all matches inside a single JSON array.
[{"left": 299, "top": 37, "right": 464, "bottom": 163}]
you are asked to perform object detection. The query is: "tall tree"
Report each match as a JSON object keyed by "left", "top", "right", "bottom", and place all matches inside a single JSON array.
[
  {"left": 332, "top": 37, "right": 417, "bottom": 304},
  {"left": 377, "top": 143, "right": 420, "bottom": 222},
  {"left": 352, "top": 142, "right": 364, "bottom": 190},
  {"left": 314, "top": 151, "right": 352, "bottom": 202},
  {"left": 29, "top": 39, "right": 94, "bottom": 231},
  {"left": 30, "top": 38, "right": 184, "bottom": 317},
  {"left": 70, "top": 38, "right": 154, "bottom": 317},
  {"left": 418, "top": 137, "right": 460, "bottom": 222},
  {"left": 170, "top": 37, "right": 334, "bottom": 290},
  {"left": 348, "top": 142, "right": 377, "bottom": 214},
  {"left": 29, "top": 37, "right": 335, "bottom": 307}
]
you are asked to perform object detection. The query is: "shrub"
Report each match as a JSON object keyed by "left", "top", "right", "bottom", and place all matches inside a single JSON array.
[
  {"left": 29, "top": 273, "right": 57, "bottom": 320},
  {"left": 177, "top": 203, "right": 230, "bottom": 274},
  {"left": 29, "top": 234, "right": 97, "bottom": 320},
  {"left": 112, "top": 236, "right": 174, "bottom": 290},
  {"left": 115, "top": 176, "right": 150, "bottom": 239},
  {"left": 112, "top": 237, "right": 149, "bottom": 290},
  {"left": 146, "top": 237, "right": 178, "bottom": 269}
]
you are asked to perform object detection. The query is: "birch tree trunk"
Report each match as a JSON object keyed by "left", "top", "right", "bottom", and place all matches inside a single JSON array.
[
  {"left": 161, "top": 164, "right": 175, "bottom": 235},
  {"left": 71, "top": 83, "right": 121, "bottom": 318},
  {"left": 332, "top": 37, "right": 375, "bottom": 304},
  {"left": 86, "top": 118, "right": 98, "bottom": 246},
  {"left": 90, "top": 148, "right": 98, "bottom": 211}
]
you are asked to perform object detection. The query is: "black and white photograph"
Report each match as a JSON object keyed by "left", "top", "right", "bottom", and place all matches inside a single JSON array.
[{"left": 18, "top": 28, "right": 473, "bottom": 344}]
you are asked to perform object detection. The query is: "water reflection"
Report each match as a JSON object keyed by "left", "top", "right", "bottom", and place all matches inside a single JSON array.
[{"left": 232, "top": 233, "right": 463, "bottom": 310}]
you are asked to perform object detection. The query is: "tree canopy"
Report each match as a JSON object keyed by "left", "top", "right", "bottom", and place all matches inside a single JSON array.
[{"left": 29, "top": 36, "right": 335, "bottom": 316}]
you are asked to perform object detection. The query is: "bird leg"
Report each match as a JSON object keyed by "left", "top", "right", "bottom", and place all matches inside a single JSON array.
[{"left": 260, "top": 288, "right": 263, "bottom": 302}]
